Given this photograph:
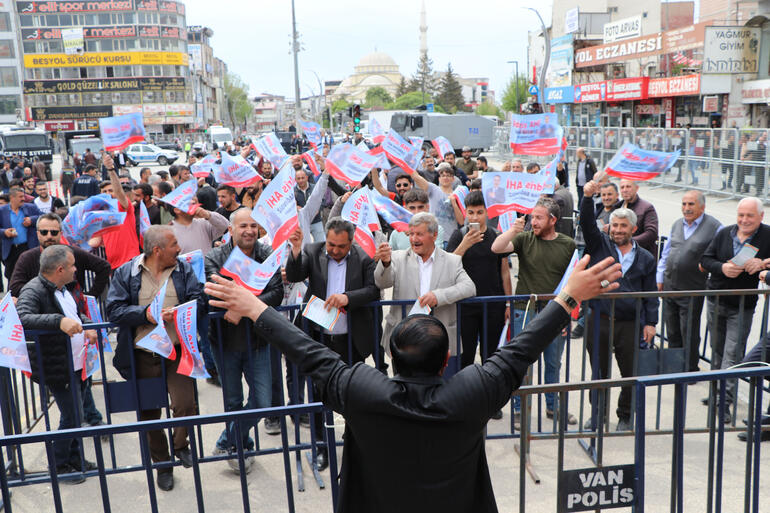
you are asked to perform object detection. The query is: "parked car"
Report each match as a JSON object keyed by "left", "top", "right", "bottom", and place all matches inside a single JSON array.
[
  {"left": 192, "top": 141, "right": 207, "bottom": 154},
  {"left": 125, "top": 143, "right": 179, "bottom": 166},
  {"left": 155, "top": 141, "right": 181, "bottom": 152}
]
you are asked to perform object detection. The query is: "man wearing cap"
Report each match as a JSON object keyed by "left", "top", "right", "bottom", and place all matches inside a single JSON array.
[{"left": 456, "top": 146, "right": 478, "bottom": 179}]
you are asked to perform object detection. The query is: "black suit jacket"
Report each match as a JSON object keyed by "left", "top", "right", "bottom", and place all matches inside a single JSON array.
[
  {"left": 285, "top": 242, "right": 380, "bottom": 358},
  {"left": 575, "top": 156, "right": 597, "bottom": 187},
  {"left": 254, "top": 300, "right": 570, "bottom": 513}
]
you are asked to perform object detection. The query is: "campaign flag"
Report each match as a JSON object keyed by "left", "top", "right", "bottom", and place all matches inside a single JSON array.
[
  {"left": 497, "top": 210, "right": 518, "bottom": 232},
  {"left": 324, "top": 143, "right": 380, "bottom": 187},
  {"left": 191, "top": 153, "right": 218, "bottom": 178},
  {"left": 302, "top": 150, "right": 320, "bottom": 177},
  {"left": 0, "top": 294, "right": 30, "bottom": 373},
  {"left": 135, "top": 279, "right": 176, "bottom": 359},
  {"left": 431, "top": 136, "right": 454, "bottom": 160},
  {"left": 221, "top": 230, "right": 231, "bottom": 245},
  {"left": 604, "top": 143, "right": 681, "bottom": 181},
  {"left": 81, "top": 338, "right": 100, "bottom": 381},
  {"left": 553, "top": 249, "right": 581, "bottom": 318},
  {"left": 481, "top": 172, "right": 551, "bottom": 217},
  {"left": 157, "top": 178, "right": 199, "bottom": 215},
  {"left": 382, "top": 130, "right": 421, "bottom": 174},
  {"left": 84, "top": 295, "right": 111, "bottom": 352},
  {"left": 356, "top": 140, "right": 369, "bottom": 153},
  {"left": 450, "top": 186, "right": 470, "bottom": 217},
  {"left": 409, "top": 136, "right": 424, "bottom": 150},
  {"left": 99, "top": 112, "right": 146, "bottom": 152},
  {"left": 179, "top": 250, "right": 205, "bottom": 284},
  {"left": 62, "top": 194, "right": 126, "bottom": 250},
  {"left": 174, "top": 300, "right": 209, "bottom": 379},
  {"left": 220, "top": 245, "right": 285, "bottom": 294},
  {"left": 538, "top": 151, "right": 563, "bottom": 195},
  {"left": 216, "top": 152, "right": 262, "bottom": 187},
  {"left": 139, "top": 201, "right": 151, "bottom": 236},
  {"left": 251, "top": 165, "right": 298, "bottom": 250},
  {"left": 81, "top": 194, "right": 118, "bottom": 213},
  {"left": 300, "top": 119, "right": 322, "bottom": 150},
  {"left": 367, "top": 146, "right": 389, "bottom": 169},
  {"left": 254, "top": 132, "right": 290, "bottom": 170},
  {"left": 369, "top": 117, "right": 386, "bottom": 144},
  {"left": 509, "top": 113, "right": 565, "bottom": 156},
  {"left": 341, "top": 187, "right": 380, "bottom": 232},
  {"left": 371, "top": 194, "right": 412, "bottom": 232}
]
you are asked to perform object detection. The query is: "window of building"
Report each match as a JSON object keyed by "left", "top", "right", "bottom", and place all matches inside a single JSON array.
[
  {"left": 0, "top": 12, "right": 11, "bottom": 31},
  {"left": 123, "top": 91, "right": 140, "bottom": 103},
  {"left": 0, "top": 67, "right": 17, "bottom": 87},
  {"left": 0, "top": 96, "right": 19, "bottom": 115},
  {"left": 84, "top": 14, "right": 96, "bottom": 25},
  {"left": 0, "top": 40, "right": 15, "bottom": 59},
  {"left": 85, "top": 40, "right": 98, "bottom": 52},
  {"left": 67, "top": 93, "right": 80, "bottom": 105},
  {"left": 19, "top": 16, "right": 33, "bottom": 28},
  {"left": 98, "top": 13, "right": 110, "bottom": 25},
  {"left": 143, "top": 90, "right": 157, "bottom": 103},
  {"left": 23, "top": 42, "right": 35, "bottom": 54},
  {"left": 59, "top": 14, "right": 72, "bottom": 26},
  {"left": 45, "top": 14, "right": 58, "bottom": 26},
  {"left": 60, "top": 68, "right": 79, "bottom": 79},
  {"left": 88, "top": 66, "right": 106, "bottom": 78}
]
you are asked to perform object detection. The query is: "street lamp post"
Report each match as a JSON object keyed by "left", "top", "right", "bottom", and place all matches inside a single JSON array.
[
  {"left": 291, "top": 0, "right": 302, "bottom": 134},
  {"left": 309, "top": 70, "right": 333, "bottom": 133},
  {"left": 526, "top": 7, "right": 550, "bottom": 113}
]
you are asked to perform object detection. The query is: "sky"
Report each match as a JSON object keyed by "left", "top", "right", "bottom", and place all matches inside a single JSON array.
[{"left": 183, "top": 0, "right": 554, "bottom": 103}]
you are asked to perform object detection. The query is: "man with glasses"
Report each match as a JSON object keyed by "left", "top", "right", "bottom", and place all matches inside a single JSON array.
[
  {"left": 10, "top": 212, "right": 112, "bottom": 429},
  {"left": 387, "top": 188, "right": 446, "bottom": 250}
]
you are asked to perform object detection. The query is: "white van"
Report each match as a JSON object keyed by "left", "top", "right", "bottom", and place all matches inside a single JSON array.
[{"left": 207, "top": 126, "right": 233, "bottom": 149}]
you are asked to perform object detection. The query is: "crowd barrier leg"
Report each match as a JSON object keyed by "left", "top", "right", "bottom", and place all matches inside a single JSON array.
[
  {"left": 278, "top": 415, "right": 296, "bottom": 513},
  {"left": 634, "top": 383, "right": 646, "bottom": 513}
]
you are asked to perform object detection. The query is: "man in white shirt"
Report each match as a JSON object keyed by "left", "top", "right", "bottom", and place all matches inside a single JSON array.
[
  {"left": 33, "top": 181, "right": 65, "bottom": 215},
  {"left": 17, "top": 245, "right": 99, "bottom": 484}
]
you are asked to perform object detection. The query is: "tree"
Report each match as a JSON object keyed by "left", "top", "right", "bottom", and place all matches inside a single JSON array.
[
  {"left": 391, "top": 91, "right": 434, "bottom": 110},
  {"left": 331, "top": 98, "right": 351, "bottom": 113},
  {"left": 396, "top": 75, "right": 413, "bottom": 97},
  {"left": 409, "top": 51, "right": 435, "bottom": 102},
  {"left": 476, "top": 101, "right": 503, "bottom": 118},
  {"left": 500, "top": 74, "right": 530, "bottom": 113},
  {"left": 436, "top": 63, "right": 464, "bottom": 113},
  {"left": 224, "top": 73, "right": 253, "bottom": 132},
  {"left": 364, "top": 86, "right": 393, "bottom": 108}
]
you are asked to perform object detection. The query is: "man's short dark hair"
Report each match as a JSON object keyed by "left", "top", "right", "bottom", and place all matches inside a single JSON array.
[
  {"left": 464, "top": 190, "right": 485, "bottom": 208},
  {"left": 157, "top": 170, "right": 169, "bottom": 180},
  {"left": 36, "top": 212, "right": 62, "bottom": 229},
  {"left": 535, "top": 197, "right": 560, "bottom": 221},
  {"left": 390, "top": 315, "right": 448, "bottom": 377},
  {"left": 600, "top": 182, "right": 618, "bottom": 193},
  {"left": 477, "top": 156, "right": 487, "bottom": 165},
  {"left": 157, "top": 181, "right": 173, "bottom": 196},
  {"left": 168, "top": 165, "right": 179, "bottom": 178},
  {"left": 9, "top": 179, "right": 22, "bottom": 189},
  {"left": 217, "top": 184, "right": 236, "bottom": 195},
  {"left": 325, "top": 216, "right": 355, "bottom": 240},
  {"left": 99, "top": 180, "right": 111, "bottom": 190},
  {"left": 134, "top": 183, "right": 153, "bottom": 198},
  {"left": 84, "top": 164, "right": 97, "bottom": 174},
  {"left": 526, "top": 162, "right": 540, "bottom": 173},
  {"left": 140, "top": 167, "right": 151, "bottom": 177},
  {"left": 469, "top": 178, "right": 482, "bottom": 190},
  {"left": 395, "top": 174, "right": 414, "bottom": 185},
  {"left": 402, "top": 188, "right": 429, "bottom": 205}
]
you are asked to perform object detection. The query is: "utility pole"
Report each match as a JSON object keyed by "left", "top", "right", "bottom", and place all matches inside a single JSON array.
[
  {"left": 506, "top": 60, "right": 520, "bottom": 114},
  {"left": 310, "top": 70, "right": 333, "bottom": 132},
  {"left": 291, "top": 0, "right": 302, "bottom": 135},
  {"left": 527, "top": 8, "right": 550, "bottom": 113}
]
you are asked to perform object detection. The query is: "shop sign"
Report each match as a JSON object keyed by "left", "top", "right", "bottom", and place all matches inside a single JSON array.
[
  {"left": 165, "top": 103, "right": 193, "bottom": 116},
  {"left": 576, "top": 22, "right": 710, "bottom": 68},
  {"left": 24, "top": 76, "right": 186, "bottom": 94},
  {"left": 17, "top": 0, "right": 133, "bottom": 13},
  {"left": 603, "top": 15, "right": 641, "bottom": 44},
  {"left": 31, "top": 105, "right": 113, "bottom": 121},
  {"left": 85, "top": 120, "right": 99, "bottom": 130},
  {"left": 545, "top": 86, "right": 575, "bottom": 103},
  {"left": 663, "top": 98, "right": 674, "bottom": 128},
  {"left": 113, "top": 104, "right": 142, "bottom": 115},
  {"left": 702, "top": 95, "right": 719, "bottom": 112},
  {"left": 740, "top": 78, "right": 770, "bottom": 104},
  {"left": 703, "top": 27, "right": 761, "bottom": 74},
  {"left": 648, "top": 74, "right": 701, "bottom": 97},
  {"left": 22, "top": 26, "right": 137, "bottom": 40},
  {"left": 24, "top": 51, "right": 188, "bottom": 68},
  {"left": 574, "top": 81, "right": 606, "bottom": 103},
  {"left": 606, "top": 77, "right": 648, "bottom": 101},
  {"left": 636, "top": 104, "right": 662, "bottom": 115},
  {"left": 565, "top": 7, "right": 579, "bottom": 34},
  {"left": 43, "top": 121, "right": 75, "bottom": 131}
]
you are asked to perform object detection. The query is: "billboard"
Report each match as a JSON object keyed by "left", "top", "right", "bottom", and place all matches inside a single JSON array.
[
  {"left": 603, "top": 15, "right": 642, "bottom": 44},
  {"left": 24, "top": 51, "right": 188, "bottom": 68},
  {"left": 703, "top": 26, "right": 760, "bottom": 74},
  {"left": 546, "top": 35, "right": 573, "bottom": 88},
  {"left": 188, "top": 44, "right": 202, "bottom": 72}
]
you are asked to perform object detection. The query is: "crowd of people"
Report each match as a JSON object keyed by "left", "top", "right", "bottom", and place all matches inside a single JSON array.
[{"left": 7, "top": 135, "right": 770, "bottom": 494}]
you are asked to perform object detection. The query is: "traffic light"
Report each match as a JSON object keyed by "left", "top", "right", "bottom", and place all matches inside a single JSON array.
[{"left": 353, "top": 104, "right": 361, "bottom": 133}]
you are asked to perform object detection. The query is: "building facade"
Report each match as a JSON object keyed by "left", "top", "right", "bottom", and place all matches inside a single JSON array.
[
  {"left": 0, "top": 2, "right": 22, "bottom": 125},
  {"left": 18, "top": 0, "right": 193, "bottom": 138},
  {"left": 187, "top": 25, "right": 227, "bottom": 131}
]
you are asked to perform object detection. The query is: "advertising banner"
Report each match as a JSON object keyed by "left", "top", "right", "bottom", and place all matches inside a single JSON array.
[
  {"left": 481, "top": 172, "right": 551, "bottom": 217},
  {"left": 99, "top": 112, "right": 146, "bottom": 152},
  {"left": 604, "top": 143, "right": 680, "bottom": 181},
  {"left": 509, "top": 114, "right": 565, "bottom": 156}
]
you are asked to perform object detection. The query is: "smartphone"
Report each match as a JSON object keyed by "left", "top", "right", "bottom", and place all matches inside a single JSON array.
[{"left": 469, "top": 222, "right": 480, "bottom": 231}]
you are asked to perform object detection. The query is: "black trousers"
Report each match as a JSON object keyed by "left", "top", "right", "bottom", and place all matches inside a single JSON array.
[
  {"left": 459, "top": 303, "right": 506, "bottom": 368},
  {"left": 586, "top": 315, "right": 638, "bottom": 420},
  {"left": 4, "top": 242, "right": 28, "bottom": 282},
  {"left": 664, "top": 295, "right": 704, "bottom": 372}
]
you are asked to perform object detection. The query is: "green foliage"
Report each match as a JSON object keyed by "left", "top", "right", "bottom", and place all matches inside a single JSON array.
[
  {"left": 410, "top": 51, "right": 434, "bottom": 99},
  {"left": 396, "top": 75, "right": 413, "bottom": 97},
  {"left": 224, "top": 73, "right": 252, "bottom": 131},
  {"left": 364, "top": 86, "right": 393, "bottom": 108},
  {"left": 476, "top": 101, "right": 502, "bottom": 118},
  {"left": 500, "top": 74, "right": 530, "bottom": 113},
  {"left": 436, "top": 63, "right": 464, "bottom": 113},
  {"left": 331, "top": 99, "right": 351, "bottom": 113},
  {"left": 390, "top": 91, "right": 433, "bottom": 110}
]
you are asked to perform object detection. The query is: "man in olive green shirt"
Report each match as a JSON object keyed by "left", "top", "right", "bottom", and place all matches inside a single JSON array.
[{"left": 455, "top": 145, "right": 478, "bottom": 179}]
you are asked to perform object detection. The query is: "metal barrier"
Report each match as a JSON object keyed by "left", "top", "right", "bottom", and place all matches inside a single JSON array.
[
  {"left": 3, "top": 289, "right": 769, "bottom": 511},
  {"left": 491, "top": 125, "right": 770, "bottom": 202}
]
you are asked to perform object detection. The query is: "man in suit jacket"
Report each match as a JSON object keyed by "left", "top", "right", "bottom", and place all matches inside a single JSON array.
[
  {"left": 284, "top": 216, "right": 380, "bottom": 470},
  {"left": 575, "top": 147, "right": 597, "bottom": 205},
  {"left": 204, "top": 250, "right": 622, "bottom": 513},
  {"left": 374, "top": 212, "right": 476, "bottom": 378},
  {"left": 0, "top": 187, "right": 41, "bottom": 284}
]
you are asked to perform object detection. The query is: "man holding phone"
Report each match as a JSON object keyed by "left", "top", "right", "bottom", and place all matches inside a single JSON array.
[{"left": 446, "top": 191, "right": 512, "bottom": 410}]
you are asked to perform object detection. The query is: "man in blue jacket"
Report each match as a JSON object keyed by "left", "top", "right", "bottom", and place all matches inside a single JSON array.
[
  {"left": 106, "top": 225, "right": 205, "bottom": 492},
  {"left": 579, "top": 178, "right": 658, "bottom": 431},
  {"left": 0, "top": 186, "right": 40, "bottom": 284}
]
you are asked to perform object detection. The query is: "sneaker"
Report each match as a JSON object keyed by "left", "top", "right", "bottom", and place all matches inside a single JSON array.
[
  {"left": 175, "top": 448, "right": 193, "bottom": 468},
  {"left": 546, "top": 409, "right": 577, "bottom": 425},
  {"left": 571, "top": 324, "right": 584, "bottom": 339},
  {"left": 583, "top": 418, "right": 596, "bottom": 431},
  {"left": 212, "top": 446, "right": 229, "bottom": 456},
  {"left": 616, "top": 418, "right": 632, "bottom": 431},
  {"left": 227, "top": 454, "right": 255, "bottom": 475},
  {"left": 292, "top": 414, "right": 311, "bottom": 428},
  {"left": 513, "top": 411, "right": 521, "bottom": 431},
  {"left": 491, "top": 410, "right": 503, "bottom": 420},
  {"left": 55, "top": 464, "right": 85, "bottom": 485},
  {"left": 264, "top": 417, "right": 281, "bottom": 435}
]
